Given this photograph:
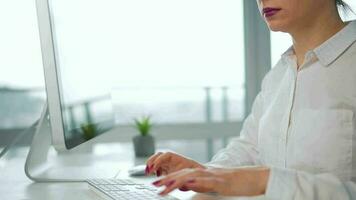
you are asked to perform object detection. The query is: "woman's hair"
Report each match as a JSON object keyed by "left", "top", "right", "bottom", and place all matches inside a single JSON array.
[
  {"left": 336, "top": 0, "right": 346, "bottom": 6},
  {"left": 336, "top": 0, "right": 354, "bottom": 14}
]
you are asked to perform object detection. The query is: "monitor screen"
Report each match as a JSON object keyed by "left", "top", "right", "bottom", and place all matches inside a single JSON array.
[{"left": 48, "top": 0, "right": 115, "bottom": 149}]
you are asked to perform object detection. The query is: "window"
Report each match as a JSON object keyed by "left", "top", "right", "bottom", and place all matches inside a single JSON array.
[
  {"left": 0, "top": 0, "right": 44, "bottom": 129},
  {"left": 270, "top": 32, "right": 292, "bottom": 67},
  {"left": 50, "top": 0, "right": 245, "bottom": 126},
  {"left": 0, "top": 0, "right": 245, "bottom": 129}
]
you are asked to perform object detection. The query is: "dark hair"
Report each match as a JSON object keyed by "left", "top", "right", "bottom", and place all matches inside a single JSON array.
[
  {"left": 336, "top": 0, "right": 354, "bottom": 14},
  {"left": 336, "top": 0, "right": 345, "bottom": 6}
]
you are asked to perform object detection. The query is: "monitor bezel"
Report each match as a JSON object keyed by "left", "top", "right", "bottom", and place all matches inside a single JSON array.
[{"left": 35, "top": 0, "right": 75, "bottom": 151}]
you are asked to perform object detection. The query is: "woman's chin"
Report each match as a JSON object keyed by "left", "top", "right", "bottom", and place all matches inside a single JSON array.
[
  {"left": 268, "top": 26, "right": 283, "bottom": 32},
  {"left": 266, "top": 22, "right": 289, "bottom": 33}
]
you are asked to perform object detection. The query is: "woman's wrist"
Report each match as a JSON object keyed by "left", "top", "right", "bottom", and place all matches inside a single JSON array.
[
  {"left": 256, "top": 167, "right": 270, "bottom": 195},
  {"left": 228, "top": 166, "right": 270, "bottom": 196}
]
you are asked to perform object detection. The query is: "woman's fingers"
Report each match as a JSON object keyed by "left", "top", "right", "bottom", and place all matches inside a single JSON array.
[
  {"left": 150, "top": 152, "right": 174, "bottom": 174},
  {"left": 158, "top": 176, "right": 222, "bottom": 196},
  {"left": 153, "top": 168, "right": 195, "bottom": 186},
  {"left": 151, "top": 168, "right": 227, "bottom": 196},
  {"left": 152, "top": 166, "right": 270, "bottom": 196},
  {"left": 145, "top": 152, "right": 163, "bottom": 174},
  {"left": 161, "top": 168, "right": 169, "bottom": 176},
  {"left": 152, "top": 168, "right": 211, "bottom": 195},
  {"left": 146, "top": 152, "right": 162, "bottom": 168},
  {"left": 146, "top": 152, "right": 200, "bottom": 176},
  {"left": 158, "top": 178, "right": 194, "bottom": 195}
]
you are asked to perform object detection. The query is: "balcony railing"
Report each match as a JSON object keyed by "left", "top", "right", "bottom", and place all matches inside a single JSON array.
[{"left": 0, "top": 86, "right": 245, "bottom": 159}]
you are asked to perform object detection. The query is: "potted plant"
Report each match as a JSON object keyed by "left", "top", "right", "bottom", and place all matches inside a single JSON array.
[
  {"left": 81, "top": 123, "right": 98, "bottom": 140},
  {"left": 132, "top": 116, "right": 155, "bottom": 157}
]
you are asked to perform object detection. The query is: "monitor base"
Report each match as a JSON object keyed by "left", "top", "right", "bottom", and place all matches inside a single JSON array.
[{"left": 24, "top": 104, "right": 119, "bottom": 182}]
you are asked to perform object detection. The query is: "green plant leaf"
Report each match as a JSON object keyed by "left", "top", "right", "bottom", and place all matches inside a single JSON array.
[
  {"left": 81, "top": 123, "right": 98, "bottom": 140},
  {"left": 133, "top": 116, "right": 153, "bottom": 136}
]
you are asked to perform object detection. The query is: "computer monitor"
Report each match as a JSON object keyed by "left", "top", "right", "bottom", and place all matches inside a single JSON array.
[
  {"left": 36, "top": 0, "right": 115, "bottom": 151},
  {"left": 24, "top": 0, "right": 119, "bottom": 181}
]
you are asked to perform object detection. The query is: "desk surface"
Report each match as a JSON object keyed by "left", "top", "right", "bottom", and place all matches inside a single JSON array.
[{"left": 0, "top": 145, "right": 265, "bottom": 200}]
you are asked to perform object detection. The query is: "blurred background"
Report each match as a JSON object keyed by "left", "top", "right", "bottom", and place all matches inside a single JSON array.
[{"left": 0, "top": 0, "right": 355, "bottom": 163}]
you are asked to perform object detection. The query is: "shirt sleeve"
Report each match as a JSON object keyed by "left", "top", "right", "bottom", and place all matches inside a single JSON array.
[
  {"left": 265, "top": 167, "right": 356, "bottom": 200},
  {"left": 205, "top": 90, "right": 264, "bottom": 168}
]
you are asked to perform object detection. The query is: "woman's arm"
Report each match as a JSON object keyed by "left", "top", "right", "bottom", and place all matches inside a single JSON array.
[
  {"left": 266, "top": 167, "right": 356, "bottom": 200},
  {"left": 152, "top": 166, "right": 271, "bottom": 196},
  {"left": 145, "top": 86, "right": 266, "bottom": 176},
  {"left": 152, "top": 166, "right": 356, "bottom": 199}
]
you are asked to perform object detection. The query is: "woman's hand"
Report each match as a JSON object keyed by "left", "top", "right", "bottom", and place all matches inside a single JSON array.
[
  {"left": 152, "top": 166, "right": 270, "bottom": 197},
  {"left": 145, "top": 152, "right": 205, "bottom": 176}
]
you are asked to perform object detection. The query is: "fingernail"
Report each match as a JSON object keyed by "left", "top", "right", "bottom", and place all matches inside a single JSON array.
[
  {"left": 156, "top": 169, "right": 161, "bottom": 177},
  {"left": 149, "top": 164, "right": 154, "bottom": 173},
  {"left": 152, "top": 180, "right": 161, "bottom": 186},
  {"left": 179, "top": 186, "right": 189, "bottom": 191}
]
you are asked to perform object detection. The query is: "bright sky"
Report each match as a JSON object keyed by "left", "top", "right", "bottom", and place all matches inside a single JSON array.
[
  {"left": 0, "top": 0, "right": 245, "bottom": 104},
  {"left": 53, "top": 0, "right": 245, "bottom": 103},
  {"left": 0, "top": 0, "right": 355, "bottom": 97},
  {"left": 0, "top": 0, "right": 44, "bottom": 88}
]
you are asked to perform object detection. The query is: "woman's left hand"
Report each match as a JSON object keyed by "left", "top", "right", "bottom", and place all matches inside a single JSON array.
[{"left": 152, "top": 166, "right": 270, "bottom": 197}]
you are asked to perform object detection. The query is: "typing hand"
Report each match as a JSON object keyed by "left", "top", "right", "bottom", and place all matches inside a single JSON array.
[
  {"left": 152, "top": 167, "right": 270, "bottom": 197},
  {"left": 145, "top": 152, "right": 205, "bottom": 177}
]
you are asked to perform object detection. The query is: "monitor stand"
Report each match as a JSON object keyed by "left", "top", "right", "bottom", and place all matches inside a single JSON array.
[{"left": 24, "top": 103, "right": 120, "bottom": 182}]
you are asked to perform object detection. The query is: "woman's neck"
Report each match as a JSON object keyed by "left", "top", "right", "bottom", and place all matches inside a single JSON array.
[{"left": 290, "top": 10, "right": 346, "bottom": 68}]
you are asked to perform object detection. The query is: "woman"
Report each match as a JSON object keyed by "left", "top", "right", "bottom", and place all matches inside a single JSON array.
[{"left": 146, "top": 0, "right": 356, "bottom": 199}]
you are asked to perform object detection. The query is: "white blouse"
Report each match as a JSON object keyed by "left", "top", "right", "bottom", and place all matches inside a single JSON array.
[{"left": 207, "top": 20, "right": 356, "bottom": 200}]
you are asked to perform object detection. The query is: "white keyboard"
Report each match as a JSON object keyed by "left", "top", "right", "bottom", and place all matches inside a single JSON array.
[{"left": 87, "top": 179, "right": 179, "bottom": 200}]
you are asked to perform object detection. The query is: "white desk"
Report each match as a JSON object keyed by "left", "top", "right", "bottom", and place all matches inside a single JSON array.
[{"left": 0, "top": 146, "right": 266, "bottom": 200}]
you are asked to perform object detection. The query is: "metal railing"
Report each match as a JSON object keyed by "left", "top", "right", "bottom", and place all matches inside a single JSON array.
[{"left": 0, "top": 86, "right": 245, "bottom": 158}]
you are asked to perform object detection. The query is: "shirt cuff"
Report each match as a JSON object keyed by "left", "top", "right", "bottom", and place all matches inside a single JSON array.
[{"left": 265, "top": 167, "right": 298, "bottom": 200}]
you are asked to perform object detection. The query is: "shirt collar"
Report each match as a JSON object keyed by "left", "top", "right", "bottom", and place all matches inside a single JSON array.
[
  {"left": 281, "top": 46, "right": 295, "bottom": 58},
  {"left": 314, "top": 20, "right": 356, "bottom": 67},
  {"left": 280, "top": 20, "right": 356, "bottom": 67}
]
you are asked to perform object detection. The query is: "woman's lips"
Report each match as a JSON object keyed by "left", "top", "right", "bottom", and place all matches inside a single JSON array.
[{"left": 263, "top": 7, "right": 281, "bottom": 18}]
